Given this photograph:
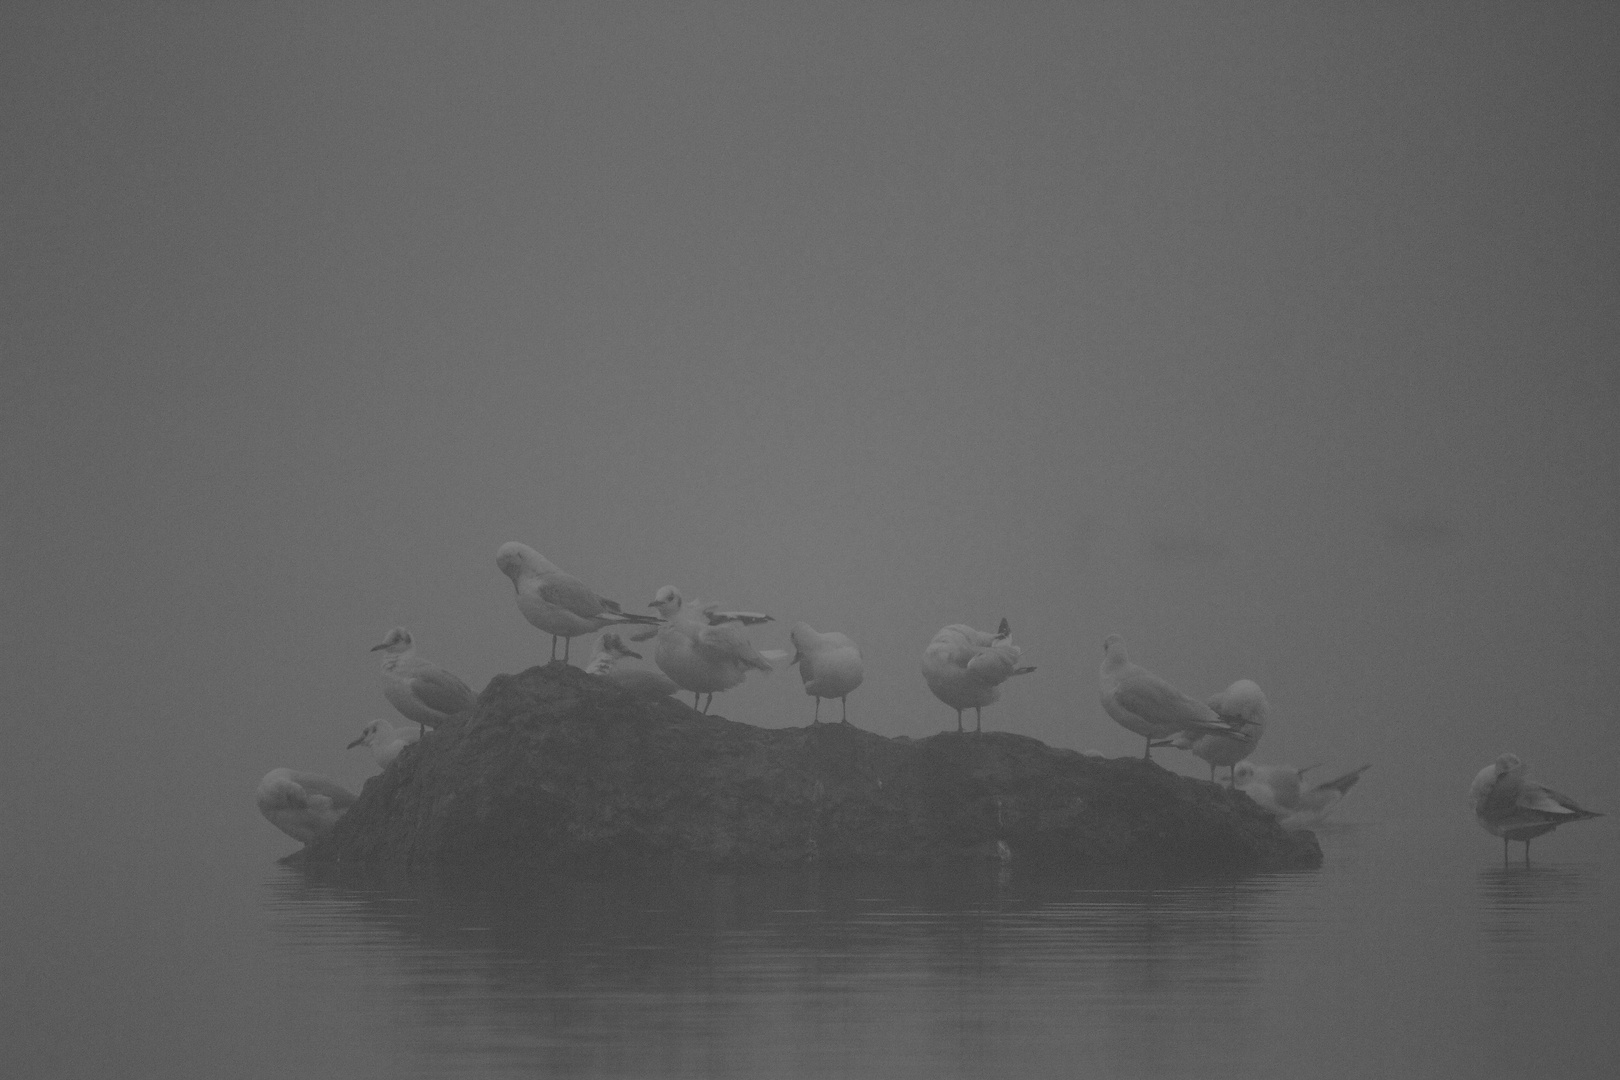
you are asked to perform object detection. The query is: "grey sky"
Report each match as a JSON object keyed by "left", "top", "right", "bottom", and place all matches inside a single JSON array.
[{"left": 4, "top": 2, "right": 1616, "bottom": 864}]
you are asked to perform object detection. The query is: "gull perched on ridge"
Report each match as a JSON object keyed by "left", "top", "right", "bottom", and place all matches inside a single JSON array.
[
  {"left": 921, "top": 619, "right": 1035, "bottom": 733},
  {"left": 346, "top": 717, "right": 420, "bottom": 769},
  {"left": 587, "top": 632, "right": 681, "bottom": 701},
  {"left": 1099, "top": 635, "right": 1247, "bottom": 760},
  {"left": 256, "top": 768, "right": 356, "bottom": 846},
  {"left": 1235, "top": 761, "right": 1371, "bottom": 830},
  {"left": 789, "top": 623, "right": 864, "bottom": 725},
  {"left": 1471, "top": 754, "right": 1601, "bottom": 864},
  {"left": 371, "top": 627, "right": 477, "bottom": 731},
  {"left": 1171, "top": 679, "right": 1269, "bottom": 784},
  {"left": 648, "top": 585, "right": 779, "bottom": 713},
  {"left": 496, "top": 541, "right": 660, "bottom": 663}
]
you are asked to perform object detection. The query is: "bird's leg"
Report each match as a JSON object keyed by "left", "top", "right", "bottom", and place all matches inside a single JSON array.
[
  {"left": 975, "top": 707, "right": 983, "bottom": 734},
  {"left": 813, "top": 698, "right": 820, "bottom": 725},
  {"left": 550, "top": 635, "right": 559, "bottom": 662},
  {"left": 956, "top": 709, "right": 964, "bottom": 734},
  {"left": 841, "top": 697, "right": 849, "bottom": 725},
  {"left": 1503, "top": 837, "right": 1509, "bottom": 866},
  {"left": 693, "top": 691, "right": 701, "bottom": 710},
  {"left": 563, "top": 637, "right": 571, "bottom": 664},
  {"left": 1143, "top": 736, "right": 1153, "bottom": 760},
  {"left": 1524, "top": 839, "right": 1531, "bottom": 865}
]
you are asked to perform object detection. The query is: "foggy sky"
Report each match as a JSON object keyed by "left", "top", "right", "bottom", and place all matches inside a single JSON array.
[{"left": 3, "top": 2, "right": 1617, "bottom": 867}]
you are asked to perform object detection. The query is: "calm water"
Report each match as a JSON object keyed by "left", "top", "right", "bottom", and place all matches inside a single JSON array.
[{"left": 7, "top": 817, "right": 1616, "bottom": 1079}]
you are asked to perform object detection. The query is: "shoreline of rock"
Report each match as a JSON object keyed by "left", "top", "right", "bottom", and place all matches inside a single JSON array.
[{"left": 304, "top": 663, "right": 1322, "bottom": 877}]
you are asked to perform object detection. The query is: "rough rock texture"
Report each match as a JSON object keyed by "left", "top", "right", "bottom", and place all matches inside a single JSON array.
[{"left": 306, "top": 663, "right": 1320, "bottom": 876}]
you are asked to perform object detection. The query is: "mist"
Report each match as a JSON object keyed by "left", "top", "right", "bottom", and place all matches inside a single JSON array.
[{"left": 4, "top": 1, "right": 1616, "bottom": 882}]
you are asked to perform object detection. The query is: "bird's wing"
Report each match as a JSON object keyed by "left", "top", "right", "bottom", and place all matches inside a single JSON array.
[
  {"left": 1519, "top": 781, "right": 1600, "bottom": 818},
  {"left": 966, "top": 649, "right": 1015, "bottom": 683},
  {"left": 410, "top": 666, "right": 477, "bottom": 715},
  {"left": 537, "top": 571, "right": 612, "bottom": 618},
  {"left": 695, "top": 622, "right": 773, "bottom": 669},
  {"left": 704, "top": 608, "right": 774, "bottom": 626},
  {"left": 1308, "top": 764, "right": 1372, "bottom": 797},
  {"left": 1112, "top": 670, "right": 1225, "bottom": 731}
]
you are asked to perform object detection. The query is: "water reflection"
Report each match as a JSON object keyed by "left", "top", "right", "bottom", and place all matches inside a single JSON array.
[{"left": 262, "top": 864, "right": 1308, "bottom": 1079}]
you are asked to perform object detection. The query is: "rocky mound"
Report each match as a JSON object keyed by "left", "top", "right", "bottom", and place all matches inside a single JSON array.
[{"left": 304, "top": 663, "right": 1321, "bottom": 876}]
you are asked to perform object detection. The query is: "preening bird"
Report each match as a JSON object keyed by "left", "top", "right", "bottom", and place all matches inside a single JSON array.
[
  {"left": 1471, "top": 754, "right": 1601, "bottom": 864},
  {"left": 587, "top": 631, "right": 681, "bottom": 700},
  {"left": 256, "top": 768, "right": 356, "bottom": 846},
  {"left": 921, "top": 619, "right": 1034, "bottom": 733},
  {"left": 788, "top": 623, "right": 864, "bottom": 725},
  {"left": 371, "top": 627, "right": 477, "bottom": 731},
  {"left": 1234, "top": 761, "right": 1371, "bottom": 830},
  {"left": 496, "top": 541, "right": 659, "bottom": 663},
  {"left": 1171, "top": 679, "right": 1269, "bottom": 784},
  {"left": 346, "top": 717, "right": 420, "bottom": 768},
  {"left": 648, "top": 585, "right": 778, "bottom": 713},
  {"left": 1099, "top": 635, "right": 1248, "bottom": 760}
]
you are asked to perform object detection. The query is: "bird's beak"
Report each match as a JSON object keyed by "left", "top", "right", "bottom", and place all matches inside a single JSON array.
[
  {"left": 346, "top": 735, "right": 365, "bottom": 748},
  {"left": 369, "top": 642, "right": 388, "bottom": 651},
  {"left": 625, "top": 648, "right": 643, "bottom": 660}
]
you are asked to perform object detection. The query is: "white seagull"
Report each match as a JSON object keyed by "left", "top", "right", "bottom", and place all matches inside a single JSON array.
[
  {"left": 586, "top": 631, "right": 681, "bottom": 701},
  {"left": 346, "top": 717, "right": 420, "bottom": 768},
  {"left": 789, "top": 623, "right": 864, "bottom": 725},
  {"left": 1171, "top": 679, "right": 1269, "bottom": 784},
  {"left": 496, "top": 541, "right": 660, "bottom": 663},
  {"left": 1471, "top": 753, "right": 1601, "bottom": 864},
  {"left": 1099, "top": 635, "right": 1248, "bottom": 760},
  {"left": 371, "top": 627, "right": 477, "bottom": 731},
  {"left": 921, "top": 619, "right": 1035, "bottom": 733},
  {"left": 1234, "top": 761, "right": 1372, "bottom": 830},
  {"left": 256, "top": 768, "right": 357, "bottom": 846},
  {"left": 648, "top": 585, "right": 778, "bottom": 713}
]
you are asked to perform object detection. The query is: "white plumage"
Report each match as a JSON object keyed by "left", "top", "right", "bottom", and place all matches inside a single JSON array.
[
  {"left": 921, "top": 619, "right": 1034, "bottom": 733},
  {"left": 371, "top": 627, "right": 477, "bottom": 730},
  {"left": 1172, "top": 679, "right": 1269, "bottom": 784},
  {"left": 789, "top": 623, "right": 864, "bottom": 725},
  {"left": 1099, "top": 635, "right": 1245, "bottom": 760},
  {"left": 256, "top": 768, "right": 357, "bottom": 846},
  {"left": 587, "top": 631, "right": 681, "bottom": 700},
  {"left": 648, "top": 585, "right": 776, "bottom": 713},
  {"left": 346, "top": 717, "right": 420, "bottom": 768},
  {"left": 1234, "top": 761, "right": 1371, "bottom": 830},
  {"left": 496, "top": 541, "right": 659, "bottom": 663}
]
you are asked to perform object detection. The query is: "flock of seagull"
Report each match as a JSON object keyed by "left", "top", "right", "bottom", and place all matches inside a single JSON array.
[{"left": 257, "top": 542, "right": 1602, "bottom": 864}]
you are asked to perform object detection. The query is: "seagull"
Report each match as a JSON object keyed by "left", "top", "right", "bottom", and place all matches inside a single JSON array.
[
  {"left": 346, "top": 717, "right": 420, "bottom": 768},
  {"left": 586, "top": 631, "right": 681, "bottom": 700},
  {"left": 1099, "top": 635, "right": 1248, "bottom": 760},
  {"left": 1234, "top": 761, "right": 1372, "bottom": 830},
  {"left": 788, "top": 623, "right": 864, "bottom": 725},
  {"left": 1171, "top": 679, "right": 1269, "bottom": 784},
  {"left": 256, "top": 768, "right": 357, "bottom": 846},
  {"left": 371, "top": 627, "right": 477, "bottom": 731},
  {"left": 496, "top": 541, "right": 660, "bottom": 663},
  {"left": 648, "top": 585, "right": 778, "bottom": 713},
  {"left": 921, "top": 619, "right": 1035, "bottom": 733},
  {"left": 1471, "top": 754, "right": 1601, "bottom": 864}
]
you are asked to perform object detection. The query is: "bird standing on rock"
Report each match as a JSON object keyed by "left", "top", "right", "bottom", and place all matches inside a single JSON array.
[
  {"left": 1099, "top": 635, "right": 1247, "bottom": 760},
  {"left": 1172, "top": 679, "right": 1269, "bottom": 784},
  {"left": 922, "top": 619, "right": 1034, "bottom": 733},
  {"left": 1471, "top": 754, "right": 1600, "bottom": 863},
  {"left": 496, "top": 541, "right": 660, "bottom": 663},
  {"left": 372, "top": 627, "right": 477, "bottom": 732},
  {"left": 789, "top": 623, "right": 864, "bottom": 724},
  {"left": 649, "top": 585, "right": 779, "bottom": 713}
]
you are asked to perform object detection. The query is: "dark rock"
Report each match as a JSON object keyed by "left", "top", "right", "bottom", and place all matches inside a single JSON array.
[{"left": 305, "top": 663, "right": 1321, "bottom": 877}]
